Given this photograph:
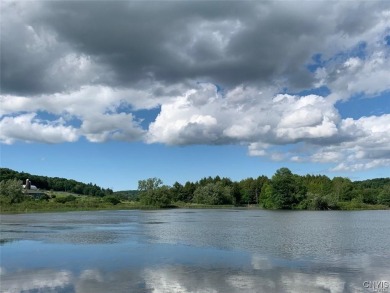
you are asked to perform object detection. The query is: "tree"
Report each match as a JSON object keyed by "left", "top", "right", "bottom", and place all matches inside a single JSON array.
[
  {"left": 182, "top": 181, "right": 196, "bottom": 202},
  {"left": 0, "top": 179, "right": 24, "bottom": 204},
  {"left": 193, "top": 182, "right": 234, "bottom": 205},
  {"left": 238, "top": 176, "right": 268, "bottom": 205},
  {"left": 378, "top": 185, "right": 390, "bottom": 206},
  {"left": 231, "top": 182, "right": 242, "bottom": 205},
  {"left": 138, "top": 178, "right": 163, "bottom": 192},
  {"left": 171, "top": 182, "right": 186, "bottom": 202},
  {"left": 269, "top": 168, "right": 307, "bottom": 209},
  {"left": 332, "top": 177, "right": 353, "bottom": 201},
  {"left": 259, "top": 182, "right": 274, "bottom": 208},
  {"left": 138, "top": 178, "right": 172, "bottom": 207}
]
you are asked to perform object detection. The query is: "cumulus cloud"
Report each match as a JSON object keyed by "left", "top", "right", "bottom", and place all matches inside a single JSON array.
[
  {"left": 2, "top": 1, "right": 388, "bottom": 94},
  {"left": 147, "top": 84, "right": 341, "bottom": 146},
  {"left": 81, "top": 112, "right": 145, "bottom": 143},
  {"left": 318, "top": 50, "right": 390, "bottom": 102},
  {"left": 146, "top": 82, "right": 390, "bottom": 171},
  {"left": 0, "top": 85, "right": 162, "bottom": 143},
  {"left": 1, "top": 0, "right": 390, "bottom": 173},
  {"left": 315, "top": 8, "right": 390, "bottom": 101},
  {"left": 0, "top": 113, "right": 79, "bottom": 144},
  {"left": 0, "top": 1, "right": 113, "bottom": 96},
  {"left": 329, "top": 115, "right": 390, "bottom": 171}
]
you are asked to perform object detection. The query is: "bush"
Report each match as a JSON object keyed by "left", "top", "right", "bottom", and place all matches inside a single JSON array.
[
  {"left": 377, "top": 186, "right": 390, "bottom": 206},
  {"left": 0, "top": 179, "right": 24, "bottom": 204},
  {"left": 192, "top": 183, "right": 233, "bottom": 205},
  {"left": 55, "top": 195, "right": 77, "bottom": 204},
  {"left": 103, "top": 195, "right": 121, "bottom": 205},
  {"left": 310, "top": 194, "right": 339, "bottom": 210},
  {"left": 139, "top": 186, "right": 172, "bottom": 207}
]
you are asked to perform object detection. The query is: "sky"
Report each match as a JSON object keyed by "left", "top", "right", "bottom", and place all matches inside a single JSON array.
[{"left": 0, "top": 1, "right": 389, "bottom": 191}]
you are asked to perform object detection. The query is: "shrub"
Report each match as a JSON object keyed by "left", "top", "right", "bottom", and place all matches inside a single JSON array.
[
  {"left": 103, "top": 195, "right": 121, "bottom": 205},
  {"left": 55, "top": 195, "right": 77, "bottom": 204}
]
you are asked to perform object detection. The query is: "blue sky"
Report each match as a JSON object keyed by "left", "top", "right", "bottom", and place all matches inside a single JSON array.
[{"left": 1, "top": 1, "right": 389, "bottom": 190}]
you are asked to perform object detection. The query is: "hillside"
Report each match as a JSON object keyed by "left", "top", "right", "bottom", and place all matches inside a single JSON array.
[
  {"left": 1, "top": 167, "right": 389, "bottom": 212},
  {"left": 0, "top": 168, "right": 113, "bottom": 197}
]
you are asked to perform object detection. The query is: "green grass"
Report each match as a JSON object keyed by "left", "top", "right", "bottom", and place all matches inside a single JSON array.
[
  {"left": 1, "top": 191, "right": 388, "bottom": 214},
  {"left": 174, "top": 202, "right": 236, "bottom": 209},
  {"left": 336, "top": 201, "right": 389, "bottom": 210},
  {"left": 0, "top": 200, "right": 152, "bottom": 214}
]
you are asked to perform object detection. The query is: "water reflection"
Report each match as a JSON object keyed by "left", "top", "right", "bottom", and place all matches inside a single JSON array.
[
  {"left": 0, "top": 268, "right": 73, "bottom": 293},
  {"left": 1, "top": 257, "right": 389, "bottom": 293},
  {"left": 1, "top": 210, "right": 389, "bottom": 293}
]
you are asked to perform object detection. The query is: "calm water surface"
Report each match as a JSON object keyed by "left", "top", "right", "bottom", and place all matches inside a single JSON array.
[{"left": 0, "top": 209, "right": 389, "bottom": 293}]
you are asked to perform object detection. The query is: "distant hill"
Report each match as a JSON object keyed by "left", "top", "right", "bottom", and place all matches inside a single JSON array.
[
  {"left": 0, "top": 168, "right": 113, "bottom": 197},
  {"left": 114, "top": 190, "right": 140, "bottom": 201},
  {"left": 354, "top": 178, "right": 390, "bottom": 189}
]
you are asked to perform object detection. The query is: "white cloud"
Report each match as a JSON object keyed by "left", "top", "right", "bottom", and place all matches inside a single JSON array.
[
  {"left": 326, "top": 51, "right": 390, "bottom": 102},
  {"left": 296, "top": 114, "right": 390, "bottom": 171},
  {"left": 329, "top": 114, "right": 390, "bottom": 171},
  {"left": 0, "top": 85, "right": 167, "bottom": 117},
  {"left": 146, "top": 83, "right": 390, "bottom": 172},
  {"left": 311, "top": 151, "right": 342, "bottom": 163},
  {"left": 147, "top": 84, "right": 340, "bottom": 145},
  {"left": 315, "top": 8, "right": 390, "bottom": 102},
  {"left": 1, "top": 80, "right": 389, "bottom": 172},
  {"left": 0, "top": 113, "right": 79, "bottom": 144},
  {"left": 1, "top": 1, "right": 389, "bottom": 174},
  {"left": 275, "top": 94, "right": 340, "bottom": 141},
  {"left": 0, "top": 84, "right": 173, "bottom": 143},
  {"left": 81, "top": 112, "right": 145, "bottom": 143}
]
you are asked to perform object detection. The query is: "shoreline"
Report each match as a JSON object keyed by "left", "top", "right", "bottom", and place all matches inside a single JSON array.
[{"left": 1, "top": 203, "right": 388, "bottom": 214}]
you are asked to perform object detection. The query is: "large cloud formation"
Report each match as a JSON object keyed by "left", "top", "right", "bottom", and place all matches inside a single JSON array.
[{"left": 1, "top": 1, "right": 389, "bottom": 171}]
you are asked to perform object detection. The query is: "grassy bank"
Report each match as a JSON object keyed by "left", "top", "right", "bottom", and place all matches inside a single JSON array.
[
  {"left": 0, "top": 200, "right": 237, "bottom": 214},
  {"left": 0, "top": 201, "right": 150, "bottom": 214},
  {"left": 0, "top": 192, "right": 144, "bottom": 214},
  {"left": 0, "top": 191, "right": 388, "bottom": 214},
  {"left": 1, "top": 200, "right": 388, "bottom": 214},
  {"left": 336, "top": 201, "right": 389, "bottom": 210}
]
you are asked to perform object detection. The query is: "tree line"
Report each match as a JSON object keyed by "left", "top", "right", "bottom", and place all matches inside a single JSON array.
[
  {"left": 1, "top": 167, "right": 389, "bottom": 210},
  {"left": 0, "top": 168, "right": 113, "bottom": 197},
  {"left": 137, "top": 168, "right": 390, "bottom": 209}
]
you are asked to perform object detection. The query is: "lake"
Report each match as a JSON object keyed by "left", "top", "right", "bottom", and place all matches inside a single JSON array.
[{"left": 0, "top": 209, "right": 389, "bottom": 293}]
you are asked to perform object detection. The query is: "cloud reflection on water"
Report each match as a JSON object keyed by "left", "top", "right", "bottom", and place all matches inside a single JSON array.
[
  {"left": 0, "top": 269, "right": 73, "bottom": 293},
  {"left": 1, "top": 210, "right": 389, "bottom": 293},
  {"left": 1, "top": 257, "right": 389, "bottom": 293}
]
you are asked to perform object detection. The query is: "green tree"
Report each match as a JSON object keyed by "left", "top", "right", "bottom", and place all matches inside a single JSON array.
[
  {"left": 138, "top": 178, "right": 172, "bottom": 207},
  {"left": 269, "top": 168, "right": 307, "bottom": 209},
  {"left": 231, "top": 182, "right": 242, "bottom": 206},
  {"left": 182, "top": 181, "right": 196, "bottom": 202},
  {"left": 171, "top": 182, "right": 185, "bottom": 202},
  {"left": 238, "top": 178, "right": 256, "bottom": 205},
  {"left": 306, "top": 193, "right": 338, "bottom": 210},
  {"left": 377, "top": 185, "right": 390, "bottom": 206},
  {"left": 193, "top": 182, "right": 234, "bottom": 205},
  {"left": 238, "top": 176, "right": 268, "bottom": 205},
  {"left": 0, "top": 179, "right": 24, "bottom": 204},
  {"left": 138, "top": 177, "right": 163, "bottom": 192},
  {"left": 259, "top": 182, "right": 274, "bottom": 208},
  {"left": 332, "top": 177, "right": 353, "bottom": 201}
]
